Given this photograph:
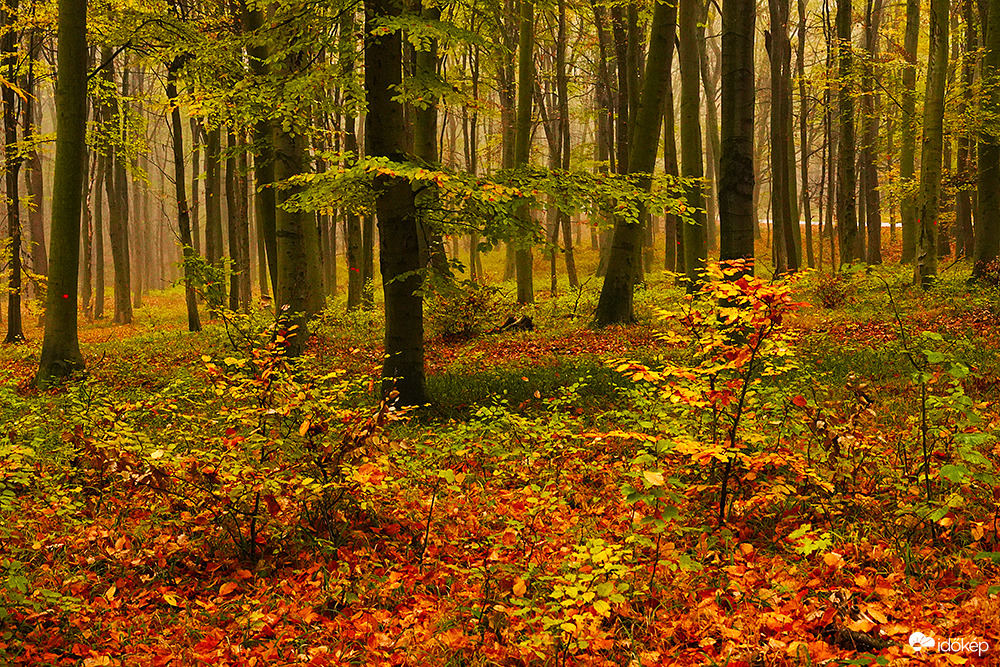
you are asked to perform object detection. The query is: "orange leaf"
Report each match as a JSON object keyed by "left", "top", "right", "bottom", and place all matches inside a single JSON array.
[
  {"left": 512, "top": 579, "right": 527, "bottom": 596},
  {"left": 219, "top": 581, "right": 239, "bottom": 596}
]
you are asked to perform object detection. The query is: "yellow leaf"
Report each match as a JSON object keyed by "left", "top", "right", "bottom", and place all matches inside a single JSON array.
[
  {"left": 972, "top": 524, "right": 985, "bottom": 541},
  {"left": 163, "top": 593, "right": 180, "bottom": 606},
  {"left": 299, "top": 420, "right": 310, "bottom": 437},
  {"left": 201, "top": 355, "right": 212, "bottom": 362},
  {"left": 105, "top": 585, "right": 116, "bottom": 601},
  {"left": 593, "top": 599, "right": 611, "bottom": 615},
  {"left": 220, "top": 581, "right": 239, "bottom": 596},
  {"left": 643, "top": 470, "right": 665, "bottom": 486},
  {"left": 512, "top": 578, "right": 527, "bottom": 596}
]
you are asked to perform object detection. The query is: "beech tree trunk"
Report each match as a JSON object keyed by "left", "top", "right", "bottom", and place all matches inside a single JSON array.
[
  {"left": 593, "top": 0, "right": 677, "bottom": 324},
  {"left": 167, "top": 58, "right": 201, "bottom": 331},
  {"left": 3, "top": 0, "right": 25, "bottom": 343},
  {"left": 37, "top": 0, "right": 87, "bottom": 386},
  {"left": 513, "top": 0, "right": 535, "bottom": 304},
  {"left": 975, "top": 0, "right": 1000, "bottom": 277},
  {"left": 366, "top": 0, "right": 428, "bottom": 404},
  {"left": 900, "top": 0, "right": 920, "bottom": 263},
  {"left": 915, "top": 0, "right": 948, "bottom": 287},
  {"left": 719, "top": 0, "right": 756, "bottom": 272},
  {"left": 836, "top": 0, "right": 861, "bottom": 264},
  {"left": 242, "top": 4, "right": 278, "bottom": 298},
  {"left": 680, "top": 0, "right": 708, "bottom": 287}
]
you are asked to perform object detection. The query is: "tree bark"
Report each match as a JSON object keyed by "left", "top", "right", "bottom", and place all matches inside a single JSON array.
[
  {"left": 862, "top": 0, "right": 883, "bottom": 264},
  {"left": 900, "top": 0, "right": 920, "bottom": 263},
  {"left": 680, "top": 0, "right": 708, "bottom": 287},
  {"left": 3, "top": 0, "right": 25, "bottom": 343},
  {"left": 836, "top": 0, "right": 861, "bottom": 264},
  {"left": 513, "top": 0, "right": 535, "bottom": 304},
  {"left": 242, "top": 3, "right": 278, "bottom": 298},
  {"left": 103, "top": 52, "right": 133, "bottom": 325},
  {"left": 37, "top": 0, "right": 87, "bottom": 386},
  {"left": 366, "top": 0, "right": 428, "bottom": 404},
  {"left": 719, "top": 0, "right": 756, "bottom": 272},
  {"left": 915, "top": 0, "right": 948, "bottom": 287},
  {"left": 593, "top": 0, "right": 678, "bottom": 324},
  {"left": 975, "top": 0, "right": 1000, "bottom": 277}
]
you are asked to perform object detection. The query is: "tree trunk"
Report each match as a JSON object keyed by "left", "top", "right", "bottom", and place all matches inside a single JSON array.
[
  {"left": 594, "top": 0, "right": 677, "bottom": 324},
  {"left": 915, "top": 0, "right": 948, "bottom": 287},
  {"left": 22, "top": 27, "right": 47, "bottom": 301},
  {"left": 680, "top": 0, "right": 708, "bottom": 286},
  {"left": 769, "top": 0, "right": 799, "bottom": 273},
  {"left": 514, "top": 0, "right": 535, "bottom": 304},
  {"left": 37, "top": 0, "right": 87, "bottom": 386},
  {"left": 3, "top": 0, "right": 25, "bottom": 343},
  {"left": 900, "top": 0, "right": 920, "bottom": 263},
  {"left": 975, "top": 0, "right": 1000, "bottom": 277},
  {"left": 366, "top": 0, "right": 428, "bottom": 404},
  {"left": 862, "top": 0, "right": 884, "bottom": 264},
  {"left": 204, "top": 126, "right": 224, "bottom": 311},
  {"left": 166, "top": 58, "right": 201, "bottom": 332},
  {"left": 104, "top": 51, "right": 133, "bottom": 325},
  {"left": 797, "top": 0, "right": 814, "bottom": 267},
  {"left": 719, "top": 0, "right": 757, "bottom": 272},
  {"left": 663, "top": 73, "right": 680, "bottom": 273},
  {"left": 190, "top": 118, "right": 202, "bottom": 255},
  {"left": 699, "top": 2, "right": 721, "bottom": 253},
  {"left": 242, "top": 4, "right": 278, "bottom": 298},
  {"left": 836, "top": 0, "right": 860, "bottom": 264}
]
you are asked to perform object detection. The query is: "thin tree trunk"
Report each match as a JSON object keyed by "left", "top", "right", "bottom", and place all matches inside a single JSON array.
[
  {"left": 513, "top": 0, "right": 535, "bottom": 304},
  {"left": 166, "top": 57, "right": 201, "bottom": 332},
  {"left": 680, "top": 0, "right": 708, "bottom": 286},
  {"left": 3, "top": 0, "right": 24, "bottom": 342},
  {"left": 900, "top": 0, "right": 920, "bottom": 263}
]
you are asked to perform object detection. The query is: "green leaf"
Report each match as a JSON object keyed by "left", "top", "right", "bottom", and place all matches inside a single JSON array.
[{"left": 939, "top": 464, "right": 969, "bottom": 483}]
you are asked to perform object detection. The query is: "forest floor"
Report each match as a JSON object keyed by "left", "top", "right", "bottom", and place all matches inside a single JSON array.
[{"left": 3, "top": 254, "right": 1000, "bottom": 666}]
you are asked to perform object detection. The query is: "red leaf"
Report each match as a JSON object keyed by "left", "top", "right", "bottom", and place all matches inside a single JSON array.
[{"left": 792, "top": 395, "right": 807, "bottom": 408}]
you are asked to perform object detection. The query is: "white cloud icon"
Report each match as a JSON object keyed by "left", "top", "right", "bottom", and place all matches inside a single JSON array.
[{"left": 909, "top": 632, "right": 936, "bottom": 652}]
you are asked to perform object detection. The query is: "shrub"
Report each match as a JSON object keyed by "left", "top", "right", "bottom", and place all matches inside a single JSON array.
[
  {"left": 424, "top": 275, "right": 506, "bottom": 339},
  {"left": 814, "top": 269, "right": 858, "bottom": 309}
]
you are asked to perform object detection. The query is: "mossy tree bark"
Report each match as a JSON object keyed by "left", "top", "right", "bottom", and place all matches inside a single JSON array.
[{"left": 36, "top": 0, "right": 87, "bottom": 387}]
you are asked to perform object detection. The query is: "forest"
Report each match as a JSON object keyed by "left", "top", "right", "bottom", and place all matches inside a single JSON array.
[{"left": 2, "top": 0, "right": 1000, "bottom": 664}]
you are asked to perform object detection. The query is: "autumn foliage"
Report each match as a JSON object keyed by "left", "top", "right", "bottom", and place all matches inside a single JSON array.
[{"left": 2, "top": 269, "right": 1000, "bottom": 666}]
